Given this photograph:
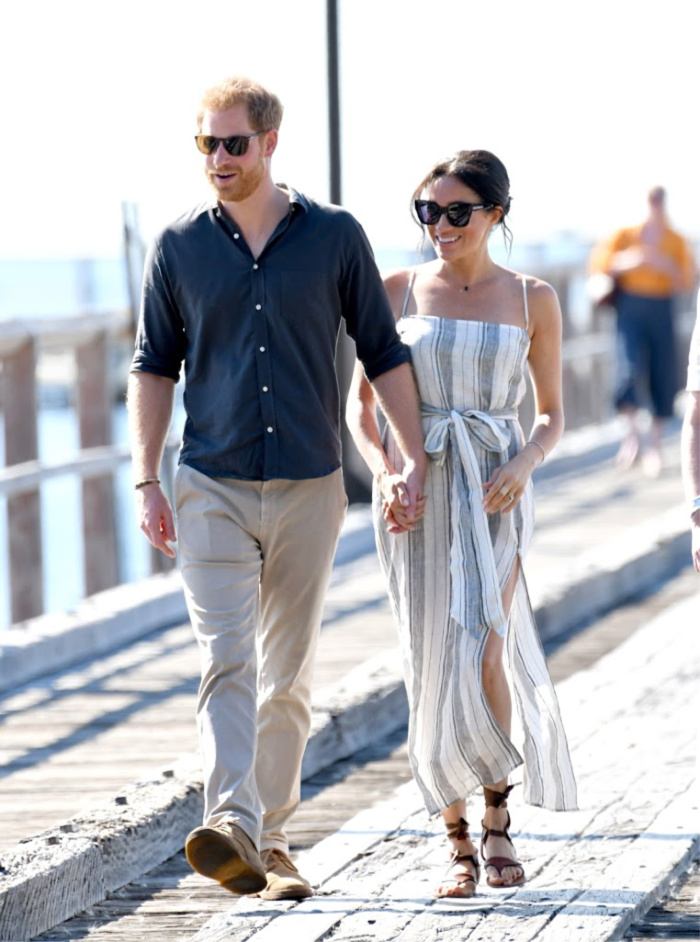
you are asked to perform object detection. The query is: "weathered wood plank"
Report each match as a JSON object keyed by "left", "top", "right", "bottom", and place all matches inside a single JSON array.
[
  {"left": 28, "top": 576, "right": 699, "bottom": 941},
  {"left": 534, "top": 788, "right": 700, "bottom": 942},
  {"left": 186, "top": 588, "right": 699, "bottom": 942},
  {"left": 7, "top": 562, "right": 699, "bottom": 940},
  {"left": 0, "top": 837, "right": 105, "bottom": 941},
  {"left": 1, "top": 336, "right": 43, "bottom": 621},
  {"left": 76, "top": 331, "right": 119, "bottom": 595}
]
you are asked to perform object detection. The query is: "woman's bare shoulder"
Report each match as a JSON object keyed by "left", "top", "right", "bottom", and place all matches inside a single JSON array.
[
  {"left": 515, "top": 272, "right": 562, "bottom": 332},
  {"left": 504, "top": 270, "right": 557, "bottom": 304}
]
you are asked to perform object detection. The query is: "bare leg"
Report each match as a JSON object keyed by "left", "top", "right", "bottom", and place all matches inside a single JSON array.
[
  {"left": 616, "top": 405, "right": 641, "bottom": 471},
  {"left": 643, "top": 417, "right": 664, "bottom": 477},
  {"left": 481, "top": 561, "right": 525, "bottom": 887}
]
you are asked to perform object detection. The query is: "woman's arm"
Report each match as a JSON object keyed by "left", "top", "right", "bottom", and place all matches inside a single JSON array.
[
  {"left": 525, "top": 278, "right": 566, "bottom": 457},
  {"left": 483, "top": 277, "right": 564, "bottom": 515},
  {"left": 346, "top": 358, "right": 425, "bottom": 531},
  {"left": 345, "top": 358, "right": 397, "bottom": 483},
  {"left": 345, "top": 269, "right": 426, "bottom": 531}
]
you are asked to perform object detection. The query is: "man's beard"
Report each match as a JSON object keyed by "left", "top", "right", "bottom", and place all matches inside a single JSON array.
[{"left": 208, "top": 153, "right": 266, "bottom": 203}]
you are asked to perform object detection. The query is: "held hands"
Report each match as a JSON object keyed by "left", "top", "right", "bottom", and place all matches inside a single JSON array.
[
  {"left": 135, "top": 482, "right": 177, "bottom": 557},
  {"left": 378, "top": 461, "right": 427, "bottom": 534},
  {"left": 482, "top": 446, "right": 540, "bottom": 515}
]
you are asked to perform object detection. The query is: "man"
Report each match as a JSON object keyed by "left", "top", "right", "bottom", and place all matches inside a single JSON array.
[
  {"left": 682, "top": 290, "right": 700, "bottom": 573},
  {"left": 127, "top": 76, "right": 426, "bottom": 901},
  {"left": 590, "top": 186, "right": 696, "bottom": 475}
]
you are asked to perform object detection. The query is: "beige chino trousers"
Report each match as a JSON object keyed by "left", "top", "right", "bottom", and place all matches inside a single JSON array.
[{"left": 174, "top": 464, "right": 347, "bottom": 852}]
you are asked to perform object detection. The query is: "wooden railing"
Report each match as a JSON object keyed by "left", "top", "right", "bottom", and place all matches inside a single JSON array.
[{"left": 0, "top": 313, "right": 176, "bottom": 626}]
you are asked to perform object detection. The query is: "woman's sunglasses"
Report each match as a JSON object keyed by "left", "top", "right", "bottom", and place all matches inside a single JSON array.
[
  {"left": 194, "top": 130, "right": 267, "bottom": 157},
  {"left": 414, "top": 199, "right": 493, "bottom": 227}
]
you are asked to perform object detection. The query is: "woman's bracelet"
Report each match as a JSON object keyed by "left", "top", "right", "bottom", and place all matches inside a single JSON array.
[
  {"left": 525, "top": 440, "right": 546, "bottom": 464},
  {"left": 691, "top": 495, "right": 700, "bottom": 520},
  {"left": 134, "top": 477, "right": 160, "bottom": 490}
]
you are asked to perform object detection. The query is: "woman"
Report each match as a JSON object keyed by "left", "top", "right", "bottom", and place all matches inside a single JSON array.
[{"left": 346, "top": 150, "right": 577, "bottom": 898}]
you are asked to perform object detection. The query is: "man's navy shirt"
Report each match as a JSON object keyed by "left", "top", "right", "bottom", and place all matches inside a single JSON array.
[{"left": 131, "top": 188, "right": 411, "bottom": 481}]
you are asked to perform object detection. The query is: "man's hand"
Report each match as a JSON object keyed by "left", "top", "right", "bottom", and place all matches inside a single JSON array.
[
  {"left": 378, "top": 459, "right": 427, "bottom": 534},
  {"left": 136, "top": 483, "right": 177, "bottom": 557}
]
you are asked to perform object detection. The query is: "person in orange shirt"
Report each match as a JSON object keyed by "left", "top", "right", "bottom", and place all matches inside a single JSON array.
[{"left": 591, "top": 187, "right": 696, "bottom": 474}]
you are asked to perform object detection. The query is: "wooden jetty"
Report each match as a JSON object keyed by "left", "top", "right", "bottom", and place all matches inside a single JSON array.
[
  {"left": 0, "top": 286, "right": 697, "bottom": 939},
  {"left": 0, "top": 429, "right": 697, "bottom": 939},
  {"left": 28, "top": 568, "right": 699, "bottom": 942}
]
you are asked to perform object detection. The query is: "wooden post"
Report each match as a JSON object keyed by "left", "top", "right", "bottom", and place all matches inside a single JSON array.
[
  {"left": 76, "top": 332, "right": 119, "bottom": 595},
  {"left": 1, "top": 338, "right": 44, "bottom": 622}
]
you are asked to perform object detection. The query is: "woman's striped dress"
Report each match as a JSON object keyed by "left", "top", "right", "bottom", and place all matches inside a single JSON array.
[{"left": 375, "top": 301, "right": 578, "bottom": 814}]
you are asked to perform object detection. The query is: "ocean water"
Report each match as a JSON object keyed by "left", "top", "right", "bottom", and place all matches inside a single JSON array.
[
  {"left": 0, "top": 404, "right": 185, "bottom": 630},
  {"left": 0, "top": 243, "right": 591, "bottom": 321},
  {"left": 0, "top": 256, "right": 150, "bottom": 627},
  {"left": 0, "top": 258, "right": 131, "bottom": 321}
]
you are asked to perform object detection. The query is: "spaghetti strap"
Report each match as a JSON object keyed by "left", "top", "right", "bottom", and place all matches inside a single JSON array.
[
  {"left": 401, "top": 269, "right": 417, "bottom": 319},
  {"left": 521, "top": 274, "right": 529, "bottom": 329}
]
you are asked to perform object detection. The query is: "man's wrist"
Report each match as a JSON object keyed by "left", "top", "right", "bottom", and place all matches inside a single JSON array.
[{"left": 134, "top": 477, "right": 161, "bottom": 490}]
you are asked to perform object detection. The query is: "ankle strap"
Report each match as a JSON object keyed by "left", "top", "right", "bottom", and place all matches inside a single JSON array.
[
  {"left": 483, "top": 783, "right": 517, "bottom": 808},
  {"left": 445, "top": 817, "right": 469, "bottom": 841}
]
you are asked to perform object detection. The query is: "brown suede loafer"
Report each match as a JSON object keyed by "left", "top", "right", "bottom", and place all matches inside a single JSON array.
[
  {"left": 185, "top": 822, "right": 267, "bottom": 895},
  {"left": 258, "top": 847, "right": 313, "bottom": 900}
]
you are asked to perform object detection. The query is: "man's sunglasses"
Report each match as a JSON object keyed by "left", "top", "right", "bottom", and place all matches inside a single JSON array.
[
  {"left": 194, "top": 130, "right": 267, "bottom": 157},
  {"left": 414, "top": 199, "right": 493, "bottom": 227}
]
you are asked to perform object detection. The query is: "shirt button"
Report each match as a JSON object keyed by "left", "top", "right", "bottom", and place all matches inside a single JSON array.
[
  {"left": 253, "top": 263, "right": 259, "bottom": 270},
  {"left": 259, "top": 346, "right": 265, "bottom": 352},
  {"left": 267, "top": 427, "right": 273, "bottom": 433},
  {"left": 262, "top": 386, "right": 268, "bottom": 392},
  {"left": 255, "top": 304, "right": 262, "bottom": 310},
  {"left": 233, "top": 233, "right": 240, "bottom": 240}
]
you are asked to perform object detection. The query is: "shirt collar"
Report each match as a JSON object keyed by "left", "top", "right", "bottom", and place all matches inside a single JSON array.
[{"left": 211, "top": 184, "right": 309, "bottom": 219}]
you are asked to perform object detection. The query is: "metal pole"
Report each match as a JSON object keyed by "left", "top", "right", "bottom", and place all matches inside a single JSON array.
[
  {"left": 327, "top": 0, "right": 341, "bottom": 205},
  {"left": 327, "top": 0, "right": 372, "bottom": 501}
]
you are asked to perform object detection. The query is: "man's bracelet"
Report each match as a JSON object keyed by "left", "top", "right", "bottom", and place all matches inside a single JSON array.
[
  {"left": 134, "top": 478, "right": 160, "bottom": 490},
  {"left": 691, "top": 495, "right": 700, "bottom": 519}
]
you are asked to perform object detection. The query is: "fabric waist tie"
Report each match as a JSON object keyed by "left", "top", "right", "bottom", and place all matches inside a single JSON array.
[{"left": 422, "top": 404, "right": 517, "bottom": 638}]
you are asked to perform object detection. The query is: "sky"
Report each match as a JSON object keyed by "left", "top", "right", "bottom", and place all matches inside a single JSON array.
[{"left": 1, "top": 0, "right": 698, "bottom": 261}]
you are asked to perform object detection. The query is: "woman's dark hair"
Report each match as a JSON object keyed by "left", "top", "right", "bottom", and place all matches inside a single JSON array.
[{"left": 412, "top": 149, "right": 513, "bottom": 252}]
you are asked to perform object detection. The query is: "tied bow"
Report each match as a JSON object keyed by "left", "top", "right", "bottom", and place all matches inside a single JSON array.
[{"left": 422, "top": 404, "right": 517, "bottom": 638}]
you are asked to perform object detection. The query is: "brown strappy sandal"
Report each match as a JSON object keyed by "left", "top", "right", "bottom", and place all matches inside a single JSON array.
[
  {"left": 480, "top": 784, "right": 526, "bottom": 888},
  {"left": 435, "top": 817, "right": 481, "bottom": 899}
]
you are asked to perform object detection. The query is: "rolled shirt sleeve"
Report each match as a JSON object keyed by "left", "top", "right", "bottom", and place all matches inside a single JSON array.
[
  {"left": 131, "top": 242, "right": 186, "bottom": 382},
  {"left": 337, "top": 215, "right": 411, "bottom": 382}
]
